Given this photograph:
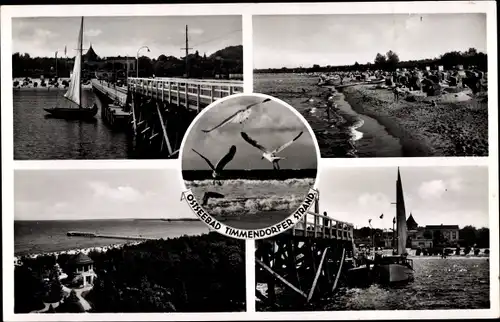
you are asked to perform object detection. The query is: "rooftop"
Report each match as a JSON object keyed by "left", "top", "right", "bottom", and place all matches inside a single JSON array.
[
  {"left": 72, "top": 252, "right": 94, "bottom": 265},
  {"left": 425, "top": 225, "right": 460, "bottom": 230}
]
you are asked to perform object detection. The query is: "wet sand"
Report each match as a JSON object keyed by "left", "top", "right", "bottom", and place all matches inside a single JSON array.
[{"left": 341, "top": 85, "right": 488, "bottom": 157}]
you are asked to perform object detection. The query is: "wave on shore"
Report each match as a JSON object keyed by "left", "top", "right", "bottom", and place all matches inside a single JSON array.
[{"left": 186, "top": 178, "right": 315, "bottom": 217}]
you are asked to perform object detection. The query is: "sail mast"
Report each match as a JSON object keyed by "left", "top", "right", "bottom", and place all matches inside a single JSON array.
[
  {"left": 79, "top": 17, "right": 84, "bottom": 108},
  {"left": 396, "top": 167, "right": 408, "bottom": 255}
]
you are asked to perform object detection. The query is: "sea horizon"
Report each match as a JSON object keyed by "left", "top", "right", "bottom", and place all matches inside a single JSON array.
[{"left": 14, "top": 219, "right": 209, "bottom": 256}]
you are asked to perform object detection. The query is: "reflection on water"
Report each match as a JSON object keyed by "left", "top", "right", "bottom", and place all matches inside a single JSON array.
[
  {"left": 14, "top": 88, "right": 133, "bottom": 160},
  {"left": 325, "top": 257, "right": 490, "bottom": 310}
]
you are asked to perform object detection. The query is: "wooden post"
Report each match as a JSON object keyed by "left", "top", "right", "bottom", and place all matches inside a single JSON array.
[
  {"left": 196, "top": 84, "right": 201, "bottom": 113},
  {"left": 168, "top": 81, "right": 172, "bottom": 105},
  {"left": 131, "top": 95, "right": 137, "bottom": 135},
  {"left": 156, "top": 102, "right": 173, "bottom": 156},
  {"left": 176, "top": 82, "right": 180, "bottom": 107},
  {"left": 255, "top": 258, "right": 306, "bottom": 299},
  {"left": 184, "top": 83, "right": 188, "bottom": 109},
  {"left": 331, "top": 248, "right": 346, "bottom": 292},
  {"left": 314, "top": 215, "right": 317, "bottom": 238},
  {"left": 307, "top": 247, "right": 329, "bottom": 302},
  {"left": 161, "top": 80, "right": 165, "bottom": 102},
  {"left": 210, "top": 85, "right": 214, "bottom": 102}
]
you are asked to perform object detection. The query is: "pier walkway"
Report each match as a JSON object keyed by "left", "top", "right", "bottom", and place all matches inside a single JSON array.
[
  {"left": 92, "top": 77, "right": 244, "bottom": 112},
  {"left": 91, "top": 77, "right": 244, "bottom": 158}
]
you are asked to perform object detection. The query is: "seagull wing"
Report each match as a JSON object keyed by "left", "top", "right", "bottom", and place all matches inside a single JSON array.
[
  {"left": 202, "top": 191, "right": 226, "bottom": 206},
  {"left": 192, "top": 149, "right": 216, "bottom": 171},
  {"left": 207, "top": 191, "right": 225, "bottom": 199},
  {"left": 201, "top": 109, "right": 246, "bottom": 133},
  {"left": 201, "top": 98, "right": 271, "bottom": 133},
  {"left": 272, "top": 131, "right": 304, "bottom": 154},
  {"left": 240, "top": 132, "right": 269, "bottom": 153},
  {"left": 215, "top": 145, "right": 237, "bottom": 172}
]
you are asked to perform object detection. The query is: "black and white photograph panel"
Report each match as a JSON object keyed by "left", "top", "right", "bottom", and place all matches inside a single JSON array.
[
  {"left": 13, "top": 169, "right": 245, "bottom": 313},
  {"left": 256, "top": 165, "right": 490, "bottom": 311},
  {"left": 254, "top": 13, "right": 488, "bottom": 158},
  {"left": 12, "top": 15, "right": 243, "bottom": 160},
  {"left": 181, "top": 94, "right": 319, "bottom": 231}
]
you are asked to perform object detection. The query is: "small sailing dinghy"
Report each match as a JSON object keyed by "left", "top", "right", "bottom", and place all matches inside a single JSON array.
[
  {"left": 372, "top": 167, "right": 414, "bottom": 284},
  {"left": 44, "top": 17, "right": 98, "bottom": 119}
]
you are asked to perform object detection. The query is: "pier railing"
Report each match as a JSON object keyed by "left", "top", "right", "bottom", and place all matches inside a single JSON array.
[
  {"left": 91, "top": 79, "right": 128, "bottom": 105},
  {"left": 127, "top": 77, "right": 244, "bottom": 112},
  {"left": 291, "top": 211, "right": 354, "bottom": 240}
]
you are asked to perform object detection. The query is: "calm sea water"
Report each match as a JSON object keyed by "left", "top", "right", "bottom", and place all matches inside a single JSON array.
[
  {"left": 325, "top": 257, "right": 490, "bottom": 310},
  {"left": 13, "top": 88, "right": 133, "bottom": 160},
  {"left": 254, "top": 73, "right": 403, "bottom": 157},
  {"left": 14, "top": 220, "right": 210, "bottom": 256},
  {"left": 257, "top": 257, "right": 489, "bottom": 310}
]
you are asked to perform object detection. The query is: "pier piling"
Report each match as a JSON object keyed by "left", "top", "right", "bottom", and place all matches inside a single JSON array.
[
  {"left": 255, "top": 194, "right": 355, "bottom": 306},
  {"left": 92, "top": 77, "right": 243, "bottom": 158}
]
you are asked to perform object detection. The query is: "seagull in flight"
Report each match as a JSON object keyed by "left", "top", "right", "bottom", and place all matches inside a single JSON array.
[
  {"left": 201, "top": 98, "right": 272, "bottom": 133},
  {"left": 192, "top": 145, "right": 237, "bottom": 185},
  {"left": 240, "top": 131, "right": 304, "bottom": 170},
  {"left": 201, "top": 191, "right": 225, "bottom": 206}
]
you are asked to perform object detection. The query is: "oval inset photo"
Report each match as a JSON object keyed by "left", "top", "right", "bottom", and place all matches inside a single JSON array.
[{"left": 180, "top": 93, "right": 320, "bottom": 239}]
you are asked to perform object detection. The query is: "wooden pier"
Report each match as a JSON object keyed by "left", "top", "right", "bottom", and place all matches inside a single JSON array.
[
  {"left": 67, "top": 231, "right": 155, "bottom": 241},
  {"left": 92, "top": 77, "right": 244, "bottom": 158},
  {"left": 255, "top": 191, "right": 355, "bottom": 308}
]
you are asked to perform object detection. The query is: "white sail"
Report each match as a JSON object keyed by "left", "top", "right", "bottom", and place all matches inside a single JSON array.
[
  {"left": 396, "top": 168, "right": 408, "bottom": 255},
  {"left": 64, "top": 17, "right": 84, "bottom": 107}
]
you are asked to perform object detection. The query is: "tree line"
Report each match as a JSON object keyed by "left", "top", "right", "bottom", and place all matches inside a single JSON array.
[
  {"left": 12, "top": 45, "right": 243, "bottom": 79},
  {"left": 354, "top": 225, "right": 489, "bottom": 248},
  {"left": 255, "top": 47, "right": 487, "bottom": 74},
  {"left": 14, "top": 232, "right": 245, "bottom": 313}
]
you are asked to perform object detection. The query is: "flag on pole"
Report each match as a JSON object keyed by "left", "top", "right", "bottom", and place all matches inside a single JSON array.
[
  {"left": 380, "top": 214, "right": 384, "bottom": 219},
  {"left": 368, "top": 219, "right": 372, "bottom": 224},
  {"left": 64, "top": 46, "right": 67, "bottom": 56},
  {"left": 55, "top": 51, "right": 58, "bottom": 59},
  {"left": 393, "top": 217, "right": 396, "bottom": 224}
]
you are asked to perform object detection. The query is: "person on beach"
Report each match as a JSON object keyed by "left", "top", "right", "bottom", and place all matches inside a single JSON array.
[{"left": 393, "top": 86, "right": 400, "bottom": 102}]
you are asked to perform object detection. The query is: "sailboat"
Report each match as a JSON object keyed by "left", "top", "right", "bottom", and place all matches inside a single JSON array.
[
  {"left": 44, "top": 17, "right": 98, "bottom": 119},
  {"left": 372, "top": 167, "right": 414, "bottom": 284}
]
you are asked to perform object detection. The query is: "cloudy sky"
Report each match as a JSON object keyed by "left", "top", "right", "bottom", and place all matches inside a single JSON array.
[
  {"left": 182, "top": 96, "right": 318, "bottom": 171},
  {"left": 317, "top": 166, "right": 489, "bottom": 230},
  {"left": 12, "top": 16, "right": 242, "bottom": 58},
  {"left": 254, "top": 13, "right": 487, "bottom": 69},
  {"left": 14, "top": 169, "right": 195, "bottom": 220}
]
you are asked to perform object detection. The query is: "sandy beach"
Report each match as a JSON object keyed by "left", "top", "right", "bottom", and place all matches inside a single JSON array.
[
  {"left": 341, "top": 84, "right": 488, "bottom": 157},
  {"left": 14, "top": 241, "right": 144, "bottom": 264}
]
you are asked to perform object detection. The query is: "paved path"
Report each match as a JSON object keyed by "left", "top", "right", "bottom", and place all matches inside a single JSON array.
[{"left": 62, "top": 285, "right": 92, "bottom": 311}]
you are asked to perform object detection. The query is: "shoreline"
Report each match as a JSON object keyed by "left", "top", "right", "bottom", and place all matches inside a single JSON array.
[
  {"left": 14, "top": 241, "right": 143, "bottom": 262},
  {"left": 15, "top": 231, "right": 210, "bottom": 260},
  {"left": 341, "top": 85, "right": 434, "bottom": 157},
  {"left": 340, "top": 85, "right": 488, "bottom": 157}
]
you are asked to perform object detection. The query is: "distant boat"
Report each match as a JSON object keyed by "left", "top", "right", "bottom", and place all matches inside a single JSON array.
[
  {"left": 372, "top": 167, "right": 414, "bottom": 284},
  {"left": 44, "top": 17, "right": 98, "bottom": 119}
]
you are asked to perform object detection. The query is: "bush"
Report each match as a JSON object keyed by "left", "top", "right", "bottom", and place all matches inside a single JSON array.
[{"left": 57, "top": 290, "right": 85, "bottom": 313}]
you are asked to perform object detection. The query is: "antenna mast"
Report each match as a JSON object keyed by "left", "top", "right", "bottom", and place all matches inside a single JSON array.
[{"left": 181, "top": 25, "right": 193, "bottom": 77}]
